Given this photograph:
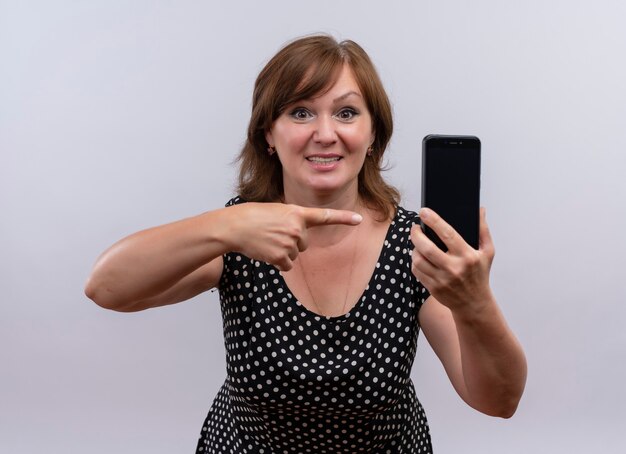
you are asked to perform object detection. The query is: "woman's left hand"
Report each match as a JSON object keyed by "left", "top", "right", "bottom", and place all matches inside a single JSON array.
[
  {"left": 411, "top": 208, "right": 527, "bottom": 418},
  {"left": 410, "top": 207, "right": 495, "bottom": 312}
]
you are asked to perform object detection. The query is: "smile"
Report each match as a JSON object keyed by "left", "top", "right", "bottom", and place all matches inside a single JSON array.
[{"left": 306, "top": 156, "right": 342, "bottom": 164}]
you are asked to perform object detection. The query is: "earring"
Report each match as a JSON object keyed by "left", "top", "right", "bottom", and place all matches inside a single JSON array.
[
  {"left": 267, "top": 146, "right": 276, "bottom": 156},
  {"left": 367, "top": 146, "right": 374, "bottom": 156}
]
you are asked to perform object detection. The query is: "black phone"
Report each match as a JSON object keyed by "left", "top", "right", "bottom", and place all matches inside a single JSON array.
[{"left": 421, "top": 134, "right": 481, "bottom": 251}]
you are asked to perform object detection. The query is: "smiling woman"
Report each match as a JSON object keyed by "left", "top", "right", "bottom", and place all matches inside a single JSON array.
[
  {"left": 265, "top": 65, "right": 375, "bottom": 203},
  {"left": 237, "top": 34, "right": 398, "bottom": 220},
  {"left": 85, "top": 34, "right": 526, "bottom": 454}
]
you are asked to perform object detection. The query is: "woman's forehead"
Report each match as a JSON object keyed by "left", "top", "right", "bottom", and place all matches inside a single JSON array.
[{"left": 292, "top": 63, "right": 361, "bottom": 102}]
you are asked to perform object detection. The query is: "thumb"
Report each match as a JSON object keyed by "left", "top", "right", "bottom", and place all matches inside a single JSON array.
[
  {"left": 478, "top": 207, "right": 495, "bottom": 255},
  {"left": 301, "top": 207, "right": 363, "bottom": 228}
]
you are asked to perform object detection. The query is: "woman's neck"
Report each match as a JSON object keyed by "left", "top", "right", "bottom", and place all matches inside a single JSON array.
[
  {"left": 282, "top": 186, "right": 364, "bottom": 246},
  {"left": 282, "top": 183, "right": 360, "bottom": 212}
]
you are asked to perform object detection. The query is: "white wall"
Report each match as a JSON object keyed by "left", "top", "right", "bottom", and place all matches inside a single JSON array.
[{"left": 2, "top": 1, "right": 625, "bottom": 452}]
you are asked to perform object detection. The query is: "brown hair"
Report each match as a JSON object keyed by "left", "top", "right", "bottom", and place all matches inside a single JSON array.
[{"left": 236, "top": 34, "right": 399, "bottom": 220}]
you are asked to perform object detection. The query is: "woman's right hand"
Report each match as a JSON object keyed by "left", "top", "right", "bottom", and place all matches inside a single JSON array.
[
  {"left": 85, "top": 202, "right": 361, "bottom": 311},
  {"left": 224, "top": 202, "right": 362, "bottom": 271}
]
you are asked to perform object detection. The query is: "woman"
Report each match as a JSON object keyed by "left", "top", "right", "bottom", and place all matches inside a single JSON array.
[{"left": 85, "top": 35, "right": 527, "bottom": 453}]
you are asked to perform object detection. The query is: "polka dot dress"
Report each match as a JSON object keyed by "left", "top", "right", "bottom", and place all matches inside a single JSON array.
[{"left": 196, "top": 198, "right": 433, "bottom": 453}]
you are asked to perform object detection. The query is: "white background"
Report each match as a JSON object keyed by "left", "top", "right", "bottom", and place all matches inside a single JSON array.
[{"left": 2, "top": 1, "right": 625, "bottom": 452}]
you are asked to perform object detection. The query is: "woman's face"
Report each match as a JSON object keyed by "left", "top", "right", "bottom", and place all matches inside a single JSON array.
[{"left": 266, "top": 64, "right": 374, "bottom": 202}]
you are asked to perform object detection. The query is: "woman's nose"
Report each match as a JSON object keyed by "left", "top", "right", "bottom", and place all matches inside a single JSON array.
[{"left": 313, "top": 115, "right": 337, "bottom": 145}]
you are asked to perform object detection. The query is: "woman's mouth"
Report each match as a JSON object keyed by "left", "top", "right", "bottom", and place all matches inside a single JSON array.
[{"left": 306, "top": 156, "right": 342, "bottom": 165}]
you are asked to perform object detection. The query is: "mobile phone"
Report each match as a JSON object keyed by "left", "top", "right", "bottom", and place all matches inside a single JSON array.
[{"left": 421, "top": 135, "right": 481, "bottom": 251}]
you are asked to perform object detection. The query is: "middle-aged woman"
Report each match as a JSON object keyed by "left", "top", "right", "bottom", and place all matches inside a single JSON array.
[{"left": 85, "top": 34, "right": 527, "bottom": 453}]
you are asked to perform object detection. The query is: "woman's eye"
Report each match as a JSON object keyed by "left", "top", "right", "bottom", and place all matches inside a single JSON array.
[
  {"left": 335, "top": 108, "right": 358, "bottom": 121},
  {"left": 289, "top": 108, "right": 313, "bottom": 121}
]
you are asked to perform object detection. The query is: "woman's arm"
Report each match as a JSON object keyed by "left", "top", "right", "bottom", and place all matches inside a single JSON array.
[
  {"left": 418, "top": 294, "right": 526, "bottom": 417},
  {"left": 411, "top": 208, "right": 527, "bottom": 417},
  {"left": 85, "top": 203, "right": 362, "bottom": 312},
  {"left": 84, "top": 208, "right": 232, "bottom": 312}
]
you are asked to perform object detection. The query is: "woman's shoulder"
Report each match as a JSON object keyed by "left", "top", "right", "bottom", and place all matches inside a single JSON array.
[{"left": 392, "top": 205, "right": 420, "bottom": 227}]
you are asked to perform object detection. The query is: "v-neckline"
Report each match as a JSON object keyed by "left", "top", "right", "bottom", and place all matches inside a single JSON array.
[{"left": 276, "top": 211, "right": 398, "bottom": 321}]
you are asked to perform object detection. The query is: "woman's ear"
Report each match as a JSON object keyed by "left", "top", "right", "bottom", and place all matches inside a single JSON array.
[{"left": 265, "top": 130, "right": 274, "bottom": 148}]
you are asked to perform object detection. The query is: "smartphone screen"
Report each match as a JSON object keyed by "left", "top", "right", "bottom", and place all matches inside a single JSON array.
[{"left": 421, "top": 135, "right": 481, "bottom": 251}]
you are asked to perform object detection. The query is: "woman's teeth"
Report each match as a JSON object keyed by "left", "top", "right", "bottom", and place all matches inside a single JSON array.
[{"left": 307, "top": 157, "right": 341, "bottom": 163}]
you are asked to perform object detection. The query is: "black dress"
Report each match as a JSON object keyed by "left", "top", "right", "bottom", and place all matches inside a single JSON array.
[{"left": 196, "top": 198, "right": 433, "bottom": 453}]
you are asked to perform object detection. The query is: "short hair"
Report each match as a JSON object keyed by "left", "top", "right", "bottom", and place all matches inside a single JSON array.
[{"left": 236, "top": 34, "right": 399, "bottom": 220}]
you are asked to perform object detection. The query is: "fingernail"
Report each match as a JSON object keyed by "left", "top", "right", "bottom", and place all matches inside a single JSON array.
[
  {"left": 419, "top": 208, "right": 429, "bottom": 219},
  {"left": 352, "top": 213, "right": 363, "bottom": 223}
]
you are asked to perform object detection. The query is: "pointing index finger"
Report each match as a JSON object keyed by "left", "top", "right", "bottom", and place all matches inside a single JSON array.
[{"left": 301, "top": 207, "right": 363, "bottom": 228}]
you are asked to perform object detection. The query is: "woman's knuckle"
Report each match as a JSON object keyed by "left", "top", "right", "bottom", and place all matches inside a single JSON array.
[
  {"left": 288, "top": 226, "right": 303, "bottom": 238},
  {"left": 466, "top": 253, "right": 480, "bottom": 267},
  {"left": 440, "top": 225, "right": 455, "bottom": 240},
  {"left": 281, "top": 260, "right": 293, "bottom": 271},
  {"left": 422, "top": 243, "right": 437, "bottom": 261},
  {"left": 269, "top": 251, "right": 285, "bottom": 264},
  {"left": 448, "top": 264, "right": 464, "bottom": 282}
]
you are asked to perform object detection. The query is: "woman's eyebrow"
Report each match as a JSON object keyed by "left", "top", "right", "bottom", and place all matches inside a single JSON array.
[{"left": 333, "top": 91, "right": 362, "bottom": 103}]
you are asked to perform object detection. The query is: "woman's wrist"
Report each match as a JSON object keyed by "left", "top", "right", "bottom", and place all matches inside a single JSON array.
[
  {"left": 198, "top": 206, "right": 240, "bottom": 255},
  {"left": 449, "top": 289, "right": 498, "bottom": 327}
]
